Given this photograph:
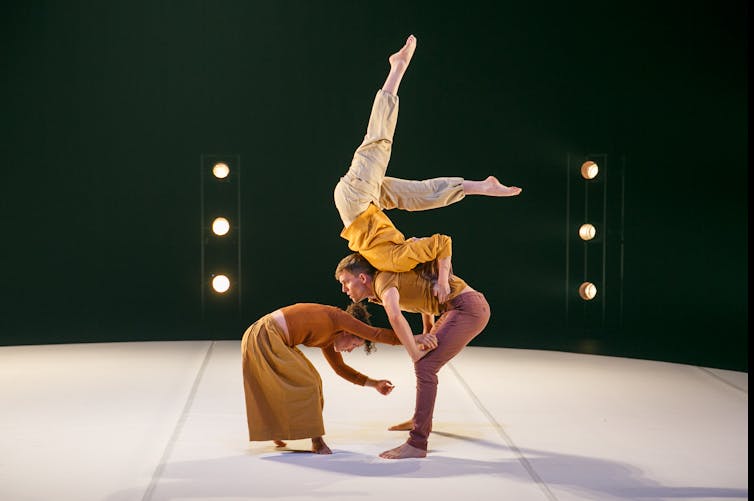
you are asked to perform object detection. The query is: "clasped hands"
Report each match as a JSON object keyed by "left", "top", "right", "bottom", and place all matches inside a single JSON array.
[{"left": 412, "top": 332, "right": 438, "bottom": 362}]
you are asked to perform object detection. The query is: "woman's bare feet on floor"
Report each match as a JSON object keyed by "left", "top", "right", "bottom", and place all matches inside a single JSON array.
[{"left": 311, "top": 437, "right": 332, "bottom": 454}]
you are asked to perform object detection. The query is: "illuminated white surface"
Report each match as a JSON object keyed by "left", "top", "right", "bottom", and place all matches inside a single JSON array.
[{"left": 0, "top": 341, "right": 747, "bottom": 501}]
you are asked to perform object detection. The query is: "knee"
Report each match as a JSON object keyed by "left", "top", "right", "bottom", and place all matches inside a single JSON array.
[{"left": 414, "top": 366, "right": 438, "bottom": 386}]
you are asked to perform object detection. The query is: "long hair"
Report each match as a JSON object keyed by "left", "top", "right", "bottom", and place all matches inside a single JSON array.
[{"left": 345, "top": 301, "right": 375, "bottom": 355}]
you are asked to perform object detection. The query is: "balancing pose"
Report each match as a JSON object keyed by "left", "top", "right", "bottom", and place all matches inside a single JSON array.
[
  {"left": 241, "top": 302, "right": 437, "bottom": 454},
  {"left": 335, "top": 252, "right": 490, "bottom": 459},
  {"left": 334, "top": 34, "right": 521, "bottom": 303}
]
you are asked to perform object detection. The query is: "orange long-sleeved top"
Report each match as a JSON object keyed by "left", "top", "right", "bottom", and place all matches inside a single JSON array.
[
  {"left": 339, "top": 203, "right": 452, "bottom": 272},
  {"left": 279, "top": 303, "right": 400, "bottom": 386}
]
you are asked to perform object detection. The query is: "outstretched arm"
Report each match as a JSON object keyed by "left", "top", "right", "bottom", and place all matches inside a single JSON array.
[
  {"left": 322, "top": 347, "right": 395, "bottom": 394},
  {"left": 365, "top": 378, "right": 395, "bottom": 395}
]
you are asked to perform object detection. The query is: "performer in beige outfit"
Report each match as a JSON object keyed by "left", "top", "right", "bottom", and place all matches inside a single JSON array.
[{"left": 334, "top": 34, "right": 522, "bottom": 302}]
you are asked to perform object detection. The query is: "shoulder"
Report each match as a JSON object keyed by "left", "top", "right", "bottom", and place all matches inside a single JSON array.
[{"left": 373, "top": 271, "right": 400, "bottom": 296}]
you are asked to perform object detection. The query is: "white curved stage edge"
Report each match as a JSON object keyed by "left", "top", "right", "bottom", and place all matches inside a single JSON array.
[{"left": 0, "top": 341, "right": 747, "bottom": 501}]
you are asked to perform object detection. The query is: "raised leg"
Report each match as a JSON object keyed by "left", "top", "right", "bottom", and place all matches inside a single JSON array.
[
  {"left": 463, "top": 176, "right": 522, "bottom": 197},
  {"left": 382, "top": 35, "right": 417, "bottom": 96}
]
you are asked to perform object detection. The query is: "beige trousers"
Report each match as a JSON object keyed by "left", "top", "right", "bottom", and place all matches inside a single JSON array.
[{"left": 334, "top": 90, "right": 465, "bottom": 228}]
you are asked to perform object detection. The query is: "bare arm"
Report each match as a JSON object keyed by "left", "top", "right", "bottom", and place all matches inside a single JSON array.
[
  {"left": 381, "top": 287, "right": 431, "bottom": 362},
  {"left": 364, "top": 378, "right": 395, "bottom": 395},
  {"left": 433, "top": 256, "right": 451, "bottom": 303},
  {"left": 421, "top": 313, "right": 435, "bottom": 333}
]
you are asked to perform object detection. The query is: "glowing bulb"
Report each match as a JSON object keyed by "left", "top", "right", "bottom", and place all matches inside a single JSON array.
[
  {"left": 579, "top": 224, "right": 596, "bottom": 241},
  {"left": 212, "top": 275, "right": 231, "bottom": 293},
  {"left": 580, "top": 161, "right": 599, "bottom": 180},
  {"left": 579, "top": 282, "right": 597, "bottom": 300},
  {"left": 212, "top": 217, "right": 230, "bottom": 236},
  {"left": 212, "top": 162, "right": 230, "bottom": 179}
]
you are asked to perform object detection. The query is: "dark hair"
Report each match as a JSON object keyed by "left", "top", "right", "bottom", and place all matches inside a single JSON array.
[
  {"left": 334, "top": 253, "right": 376, "bottom": 280},
  {"left": 345, "top": 301, "right": 375, "bottom": 355}
]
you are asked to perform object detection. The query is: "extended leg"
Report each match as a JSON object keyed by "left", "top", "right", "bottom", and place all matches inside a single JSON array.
[{"left": 334, "top": 35, "right": 417, "bottom": 228}]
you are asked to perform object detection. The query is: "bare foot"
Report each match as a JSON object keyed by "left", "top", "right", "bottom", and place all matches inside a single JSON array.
[
  {"left": 387, "top": 419, "right": 414, "bottom": 431},
  {"left": 379, "top": 442, "right": 426, "bottom": 459},
  {"left": 389, "top": 35, "right": 417, "bottom": 70},
  {"left": 311, "top": 437, "right": 332, "bottom": 455},
  {"left": 382, "top": 35, "right": 417, "bottom": 95},
  {"left": 464, "top": 176, "right": 522, "bottom": 197},
  {"left": 273, "top": 440, "right": 287, "bottom": 448}
]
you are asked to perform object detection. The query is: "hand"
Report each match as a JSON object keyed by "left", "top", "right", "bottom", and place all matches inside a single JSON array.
[
  {"left": 411, "top": 349, "right": 432, "bottom": 363},
  {"left": 432, "top": 280, "right": 450, "bottom": 304},
  {"left": 414, "top": 333, "right": 437, "bottom": 350},
  {"left": 374, "top": 380, "right": 395, "bottom": 395}
]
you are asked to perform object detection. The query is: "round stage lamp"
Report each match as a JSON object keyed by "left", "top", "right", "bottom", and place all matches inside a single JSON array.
[
  {"left": 212, "top": 162, "right": 230, "bottom": 179},
  {"left": 212, "top": 217, "right": 230, "bottom": 236},
  {"left": 579, "top": 223, "right": 596, "bottom": 241},
  {"left": 211, "top": 275, "right": 231, "bottom": 293},
  {"left": 580, "top": 161, "right": 599, "bottom": 180},
  {"left": 578, "top": 282, "right": 597, "bottom": 300}
]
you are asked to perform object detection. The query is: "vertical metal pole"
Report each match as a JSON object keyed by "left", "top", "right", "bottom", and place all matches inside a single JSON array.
[
  {"left": 236, "top": 155, "right": 242, "bottom": 320},
  {"left": 601, "top": 154, "right": 608, "bottom": 327},
  {"left": 619, "top": 155, "right": 626, "bottom": 328},
  {"left": 200, "top": 154, "right": 206, "bottom": 320},
  {"left": 565, "top": 153, "right": 572, "bottom": 324}
]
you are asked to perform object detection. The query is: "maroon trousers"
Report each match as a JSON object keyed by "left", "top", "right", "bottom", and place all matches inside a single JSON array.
[{"left": 407, "top": 290, "right": 491, "bottom": 451}]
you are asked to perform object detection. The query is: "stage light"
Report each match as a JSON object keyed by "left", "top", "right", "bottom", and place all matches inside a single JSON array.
[
  {"left": 580, "top": 161, "right": 599, "bottom": 180},
  {"left": 201, "top": 153, "right": 242, "bottom": 323},
  {"left": 212, "top": 162, "right": 230, "bottom": 179},
  {"left": 212, "top": 217, "right": 230, "bottom": 236},
  {"left": 579, "top": 282, "right": 597, "bottom": 300},
  {"left": 211, "top": 275, "right": 231, "bottom": 293},
  {"left": 579, "top": 223, "right": 596, "bottom": 241}
]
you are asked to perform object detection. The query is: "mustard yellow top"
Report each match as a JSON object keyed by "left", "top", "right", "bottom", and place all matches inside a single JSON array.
[
  {"left": 280, "top": 303, "right": 400, "bottom": 386},
  {"left": 340, "top": 203, "right": 452, "bottom": 272},
  {"left": 370, "top": 270, "right": 468, "bottom": 316}
]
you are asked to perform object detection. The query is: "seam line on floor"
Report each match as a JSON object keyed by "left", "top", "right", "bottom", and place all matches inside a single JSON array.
[
  {"left": 142, "top": 340, "right": 216, "bottom": 501},
  {"left": 447, "top": 361, "right": 558, "bottom": 501},
  {"left": 696, "top": 366, "right": 748, "bottom": 394}
]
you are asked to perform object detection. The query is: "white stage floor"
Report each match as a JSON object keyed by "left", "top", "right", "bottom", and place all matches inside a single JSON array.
[{"left": 0, "top": 341, "right": 747, "bottom": 501}]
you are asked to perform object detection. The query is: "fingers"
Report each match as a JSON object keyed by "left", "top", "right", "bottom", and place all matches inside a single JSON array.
[{"left": 422, "top": 336, "right": 438, "bottom": 349}]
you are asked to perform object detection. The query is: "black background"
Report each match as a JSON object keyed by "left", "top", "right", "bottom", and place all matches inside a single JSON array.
[{"left": 0, "top": 0, "right": 747, "bottom": 371}]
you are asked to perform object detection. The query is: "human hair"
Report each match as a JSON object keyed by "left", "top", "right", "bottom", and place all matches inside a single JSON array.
[
  {"left": 345, "top": 301, "right": 375, "bottom": 355},
  {"left": 334, "top": 253, "right": 376, "bottom": 280}
]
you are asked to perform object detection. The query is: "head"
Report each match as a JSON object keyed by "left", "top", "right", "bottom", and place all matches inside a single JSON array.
[
  {"left": 345, "top": 301, "right": 375, "bottom": 354},
  {"left": 334, "top": 253, "right": 376, "bottom": 303},
  {"left": 333, "top": 332, "right": 366, "bottom": 353}
]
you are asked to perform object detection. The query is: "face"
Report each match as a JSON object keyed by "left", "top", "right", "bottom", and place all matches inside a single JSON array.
[
  {"left": 333, "top": 332, "right": 365, "bottom": 353},
  {"left": 337, "top": 270, "right": 371, "bottom": 302}
]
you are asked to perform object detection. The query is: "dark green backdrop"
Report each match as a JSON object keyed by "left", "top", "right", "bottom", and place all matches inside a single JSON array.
[{"left": 0, "top": 1, "right": 747, "bottom": 371}]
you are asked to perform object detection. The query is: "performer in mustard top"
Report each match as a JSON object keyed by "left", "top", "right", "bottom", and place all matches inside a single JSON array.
[
  {"left": 335, "top": 253, "right": 490, "bottom": 460},
  {"left": 334, "top": 34, "right": 522, "bottom": 302},
  {"left": 241, "top": 302, "right": 437, "bottom": 454}
]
